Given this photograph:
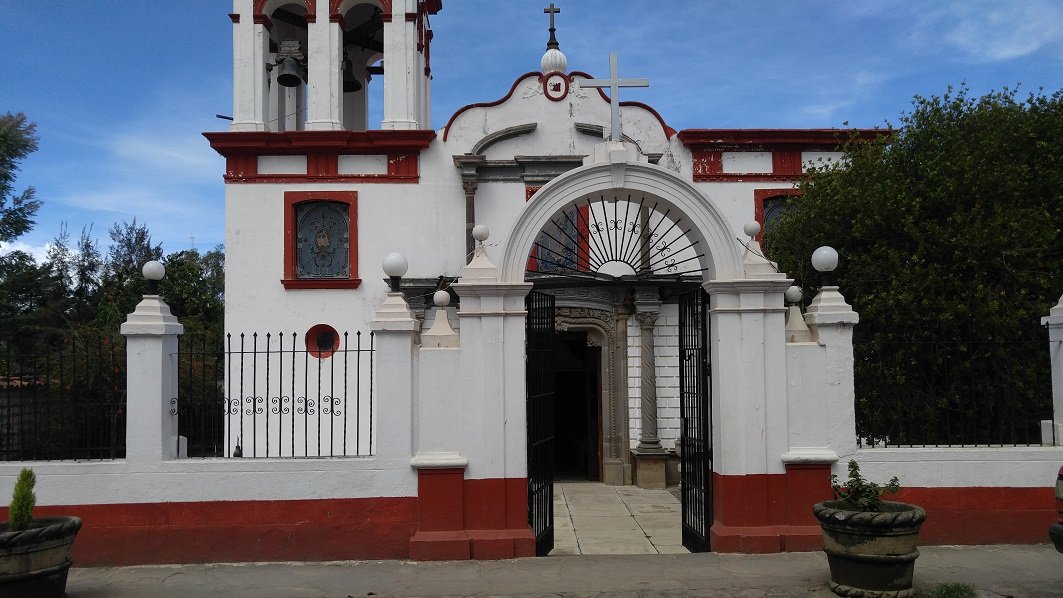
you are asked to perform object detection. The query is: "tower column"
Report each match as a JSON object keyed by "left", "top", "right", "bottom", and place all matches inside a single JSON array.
[
  {"left": 305, "top": 16, "right": 343, "bottom": 131},
  {"left": 632, "top": 287, "right": 666, "bottom": 488},
  {"left": 231, "top": 11, "right": 269, "bottom": 131},
  {"left": 382, "top": 0, "right": 421, "bottom": 130}
]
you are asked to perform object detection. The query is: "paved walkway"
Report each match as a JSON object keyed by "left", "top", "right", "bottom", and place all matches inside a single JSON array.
[
  {"left": 553, "top": 480, "right": 688, "bottom": 555},
  {"left": 67, "top": 545, "right": 1063, "bottom": 597}
]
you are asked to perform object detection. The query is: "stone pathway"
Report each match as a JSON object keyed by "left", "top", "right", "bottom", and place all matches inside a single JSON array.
[{"left": 551, "top": 480, "right": 689, "bottom": 555}]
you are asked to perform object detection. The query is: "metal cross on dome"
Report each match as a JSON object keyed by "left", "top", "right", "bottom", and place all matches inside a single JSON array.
[
  {"left": 544, "top": 3, "right": 560, "bottom": 49},
  {"left": 583, "top": 53, "right": 649, "bottom": 143}
]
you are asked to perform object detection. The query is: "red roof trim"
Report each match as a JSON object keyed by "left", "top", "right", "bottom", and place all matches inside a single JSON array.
[
  {"left": 677, "top": 128, "right": 887, "bottom": 149},
  {"left": 204, "top": 130, "right": 436, "bottom": 156}
]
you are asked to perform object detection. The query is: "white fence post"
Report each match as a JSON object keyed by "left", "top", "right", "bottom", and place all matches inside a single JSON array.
[
  {"left": 1041, "top": 294, "right": 1063, "bottom": 446},
  {"left": 120, "top": 269, "right": 184, "bottom": 465}
]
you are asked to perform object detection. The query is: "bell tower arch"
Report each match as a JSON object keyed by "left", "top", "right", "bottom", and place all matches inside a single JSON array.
[{"left": 229, "top": 0, "right": 439, "bottom": 132}]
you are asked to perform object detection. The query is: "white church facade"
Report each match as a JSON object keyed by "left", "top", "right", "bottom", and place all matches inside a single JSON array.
[{"left": 1, "top": 0, "right": 1060, "bottom": 566}]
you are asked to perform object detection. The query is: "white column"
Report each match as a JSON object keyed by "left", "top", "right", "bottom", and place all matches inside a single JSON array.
[
  {"left": 304, "top": 16, "right": 343, "bottom": 131},
  {"left": 121, "top": 294, "right": 184, "bottom": 465},
  {"left": 411, "top": 305, "right": 467, "bottom": 468},
  {"left": 1041, "top": 294, "right": 1063, "bottom": 445},
  {"left": 230, "top": 1, "right": 269, "bottom": 131},
  {"left": 372, "top": 291, "right": 418, "bottom": 464},
  {"left": 801, "top": 285, "right": 860, "bottom": 460},
  {"left": 381, "top": 0, "right": 420, "bottom": 130},
  {"left": 704, "top": 279, "right": 792, "bottom": 476}
]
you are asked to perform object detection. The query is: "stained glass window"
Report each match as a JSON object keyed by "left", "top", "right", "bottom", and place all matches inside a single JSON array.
[{"left": 295, "top": 201, "right": 350, "bottom": 279}]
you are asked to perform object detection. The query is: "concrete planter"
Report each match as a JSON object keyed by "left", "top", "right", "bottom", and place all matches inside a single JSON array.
[
  {"left": 812, "top": 500, "right": 926, "bottom": 597},
  {"left": 0, "top": 516, "right": 82, "bottom": 598}
]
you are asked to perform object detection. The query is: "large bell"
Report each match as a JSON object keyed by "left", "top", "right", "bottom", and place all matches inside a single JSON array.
[
  {"left": 343, "top": 59, "right": 362, "bottom": 93},
  {"left": 276, "top": 57, "right": 302, "bottom": 88}
]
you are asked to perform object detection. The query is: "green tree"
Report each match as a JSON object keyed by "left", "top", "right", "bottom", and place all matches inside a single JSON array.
[
  {"left": 0, "top": 113, "right": 40, "bottom": 244},
  {"left": 160, "top": 245, "right": 225, "bottom": 336},
  {"left": 766, "top": 85, "right": 1063, "bottom": 445}
]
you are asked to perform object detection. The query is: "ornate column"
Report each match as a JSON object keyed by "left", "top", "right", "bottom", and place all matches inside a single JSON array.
[{"left": 632, "top": 287, "right": 666, "bottom": 488}]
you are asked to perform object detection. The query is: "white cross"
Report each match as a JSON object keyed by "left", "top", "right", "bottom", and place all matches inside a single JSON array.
[{"left": 582, "top": 53, "right": 649, "bottom": 142}]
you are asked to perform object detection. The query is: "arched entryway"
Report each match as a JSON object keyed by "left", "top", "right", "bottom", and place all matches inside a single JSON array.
[{"left": 502, "top": 156, "right": 748, "bottom": 555}]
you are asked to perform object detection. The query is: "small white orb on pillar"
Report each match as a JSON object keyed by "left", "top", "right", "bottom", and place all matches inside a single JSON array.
[
  {"left": 433, "top": 290, "right": 451, "bottom": 308},
  {"left": 472, "top": 224, "right": 490, "bottom": 243},
  {"left": 143, "top": 260, "right": 165, "bottom": 294},
  {"left": 811, "top": 246, "right": 839, "bottom": 272},
  {"left": 743, "top": 221, "right": 761, "bottom": 238},
  {"left": 382, "top": 252, "right": 408, "bottom": 293},
  {"left": 785, "top": 285, "right": 803, "bottom": 305}
]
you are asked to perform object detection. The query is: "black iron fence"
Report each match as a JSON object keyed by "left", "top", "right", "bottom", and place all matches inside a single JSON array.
[
  {"left": 174, "top": 331, "right": 375, "bottom": 458},
  {"left": 855, "top": 338, "right": 1054, "bottom": 447},
  {"left": 0, "top": 335, "right": 126, "bottom": 461}
]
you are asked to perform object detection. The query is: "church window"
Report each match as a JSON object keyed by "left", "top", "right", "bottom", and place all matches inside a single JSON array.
[
  {"left": 282, "top": 191, "right": 360, "bottom": 289},
  {"left": 753, "top": 188, "right": 801, "bottom": 250}
]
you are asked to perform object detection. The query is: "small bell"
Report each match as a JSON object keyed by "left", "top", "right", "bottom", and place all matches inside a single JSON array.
[
  {"left": 276, "top": 57, "right": 302, "bottom": 88},
  {"left": 343, "top": 58, "right": 362, "bottom": 93}
]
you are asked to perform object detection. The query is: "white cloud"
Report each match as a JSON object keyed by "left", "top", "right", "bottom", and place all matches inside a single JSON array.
[
  {"left": 911, "top": 0, "right": 1063, "bottom": 62},
  {"left": 0, "top": 240, "right": 53, "bottom": 264}
]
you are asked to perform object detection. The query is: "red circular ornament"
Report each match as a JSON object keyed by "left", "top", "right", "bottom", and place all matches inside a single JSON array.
[{"left": 542, "top": 72, "right": 569, "bottom": 101}]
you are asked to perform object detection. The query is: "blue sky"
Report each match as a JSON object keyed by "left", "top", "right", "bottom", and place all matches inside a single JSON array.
[{"left": 3, "top": 0, "right": 1062, "bottom": 262}]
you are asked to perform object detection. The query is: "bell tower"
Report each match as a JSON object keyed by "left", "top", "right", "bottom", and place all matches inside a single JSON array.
[{"left": 228, "top": 0, "right": 440, "bottom": 132}]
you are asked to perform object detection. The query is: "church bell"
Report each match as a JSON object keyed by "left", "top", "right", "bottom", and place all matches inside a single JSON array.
[
  {"left": 343, "top": 57, "right": 363, "bottom": 93},
  {"left": 275, "top": 57, "right": 303, "bottom": 88}
]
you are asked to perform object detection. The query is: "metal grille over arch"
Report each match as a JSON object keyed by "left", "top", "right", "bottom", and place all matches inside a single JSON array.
[
  {"left": 527, "top": 193, "right": 707, "bottom": 281},
  {"left": 500, "top": 161, "right": 744, "bottom": 285}
]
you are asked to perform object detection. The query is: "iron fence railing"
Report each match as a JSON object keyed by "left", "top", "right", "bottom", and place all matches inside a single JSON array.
[
  {"left": 174, "top": 331, "right": 375, "bottom": 458},
  {"left": 855, "top": 338, "right": 1054, "bottom": 447},
  {"left": 0, "top": 336, "right": 126, "bottom": 461}
]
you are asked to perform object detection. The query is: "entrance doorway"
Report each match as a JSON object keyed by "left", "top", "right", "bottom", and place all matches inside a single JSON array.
[{"left": 552, "top": 331, "right": 601, "bottom": 481}]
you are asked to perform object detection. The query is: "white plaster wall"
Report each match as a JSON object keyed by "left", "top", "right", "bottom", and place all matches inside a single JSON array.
[
  {"left": 656, "top": 303, "right": 680, "bottom": 449},
  {"left": 802, "top": 151, "right": 843, "bottom": 172},
  {"left": 258, "top": 155, "right": 308, "bottom": 174},
  {"left": 628, "top": 318, "right": 641, "bottom": 444},
  {"left": 850, "top": 447, "right": 1063, "bottom": 488},
  {"left": 443, "top": 74, "right": 670, "bottom": 159},
  {"left": 722, "top": 152, "right": 772, "bottom": 174},
  {"left": 690, "top": 181, "right": 779, "bottom": 238},
  {"left": 338, "top": 154, "right": 388, "bottom": 175}
]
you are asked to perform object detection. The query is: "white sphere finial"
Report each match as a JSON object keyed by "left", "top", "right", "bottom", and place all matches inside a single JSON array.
[
  {"left": 381, "top": 252, "right": 408, "bottom": 278},
  {"left": 743, "top": 221, "right": 761, "bottom": 238},
  {"left": 433, "top": 290, "right": 451, "bottom": 308},
  {"left": 142, "top": 260, "right": 165, "bottom": 281},
  {"left": 472, "top": 224, "right": 490, "bottom": 243},
  {"left": 784, "top": 285, "right": 803, "bottom": 304},
  {"left": 811, "top": 246, "right": 839, "bottom": 273}
]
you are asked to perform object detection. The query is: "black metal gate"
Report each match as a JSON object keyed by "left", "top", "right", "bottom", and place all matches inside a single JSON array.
[
  {"left": 526, "top": 290, "right": 556, "bottom": 556},
  {"left": 679, "top": 288, "right": 712, "bottom": 552}
]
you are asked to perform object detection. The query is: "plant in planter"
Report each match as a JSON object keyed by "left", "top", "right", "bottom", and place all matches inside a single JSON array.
[
  {"left": 0, "top": 468, "right": 82, "bottom": 598},
  {"left": 812, "top": 460, "right": 926, "bottom": 598}
]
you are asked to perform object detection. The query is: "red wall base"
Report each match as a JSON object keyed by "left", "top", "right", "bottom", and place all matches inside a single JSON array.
[
  {"left": 409, "top": 470, "right": 535, "bottom": 560},
  {"left": 11, "top": 498, "right": 418, "bottom": 567},
  {"left": 711, "top": 469, "right": 1057, "bottom": 553}
]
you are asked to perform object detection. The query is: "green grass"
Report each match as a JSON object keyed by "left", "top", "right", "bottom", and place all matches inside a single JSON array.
[{"left": 914, "top": 583, "right": 977, "bottom": 598}]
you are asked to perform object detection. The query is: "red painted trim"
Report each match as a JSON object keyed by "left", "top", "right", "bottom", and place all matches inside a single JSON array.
[
  {"left": 205, "top": 130, "right": 435, "bottom": 184},
  {"left": 772, "top": 150, "right": 802, "bottom": 176},
  {"left": 693, "top": 173, "right": 804, "bottom": 182},
  {"left": 542, "top": 72, "right": 569, "bottom": 102},
  {"left": 6, "top": 498, "right": 416, "bottom": 566},
  {"left": 577, "top": 204, "right": 590, "bottom": 271},
  {"left": 691, "top": 150, "right": 723, "bottom": 178},
  {"left": 254, "top": 0, "right": 316, "bottom": 23},
  {"left": 678, "top": 128, "right": 886, "bottom": 150},
  {"left": 205, "top": 130, "right": 436, "bottom": 155},
  {"left": 305, "top": 323, "right": 341, "bottom": 357},
  {"left": 282, "top": 191, "right": 361, "bottom": 290},
  {"left": 753, "top": 188, "right": 800, "bottom": 244},
  {"left": 229, "top": 13, "right": 240, "bottom": 23},
  {"left": 329, "top": 13, "right": 347, "bottom": 29},
  {"left": 443, "top": 73, "right": 542, "bottom": 141},
  {"left": 710, "top": 470, "right": 1057, "bottom": 553},
  {"left": 252, "top": 14, "right": 274, "bottom": 30}
]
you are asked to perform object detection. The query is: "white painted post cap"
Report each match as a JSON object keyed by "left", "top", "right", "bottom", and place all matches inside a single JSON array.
[
  {"left": 811, "top": 246, "right": 839, "bottom": 272},
  {"left": 743, "top": 221, "right": 761, "bottom": 237},
  {"left": 382, "top": 252, "right": 409, "bottom": 277},
  {"left": 433, "top": 290, "right": 451, "bottom": 307},
  {"left": 142, "top": 260, "right": 165, "bottom": 281},
  {"left": 472, "top": 224, "right": 490, "bottom": 242}
]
